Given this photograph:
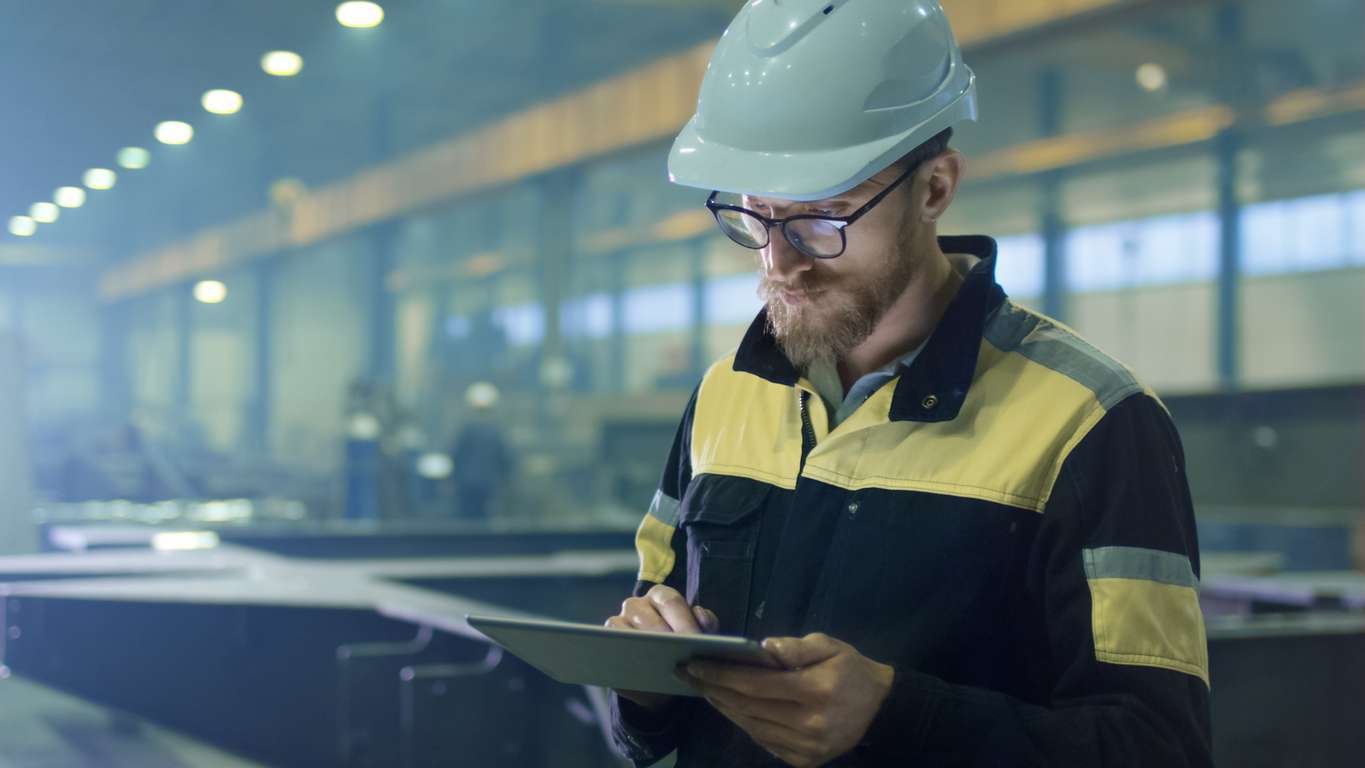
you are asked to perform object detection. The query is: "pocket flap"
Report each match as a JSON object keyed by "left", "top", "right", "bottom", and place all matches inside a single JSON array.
[{"left": 679, "top": 474, "right": 769, "bottom": 527}]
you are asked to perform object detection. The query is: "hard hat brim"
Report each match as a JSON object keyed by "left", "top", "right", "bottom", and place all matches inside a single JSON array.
[{"left": 668, "top": 77, "right": 975, "bottom": 203}]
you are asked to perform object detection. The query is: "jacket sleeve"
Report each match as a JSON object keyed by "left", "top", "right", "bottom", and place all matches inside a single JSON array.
[
  {"left": 859, "top": 393, "right": 1212, "bottom": 766},
  {"left": 609, "top": 388, "right": 700, "bottom": 766}
]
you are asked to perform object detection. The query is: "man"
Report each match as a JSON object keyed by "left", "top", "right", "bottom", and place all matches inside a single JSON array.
[
  {"left": 450, "top": 382, "right": 514, "bottom": 521},
  {"left": 605, "top": 1, "right": 1211, "bottom": 766}
]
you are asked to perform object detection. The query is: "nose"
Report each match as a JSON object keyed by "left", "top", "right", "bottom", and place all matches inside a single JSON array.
[{"left": 762, "top": 228, "right": 814, "bottom": 283}]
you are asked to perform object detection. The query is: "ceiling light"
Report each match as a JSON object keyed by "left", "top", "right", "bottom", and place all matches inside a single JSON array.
[
  {"left": 84, "top": 168, "right": 117, "bottom": 190},
  {"left": 151, "top": 531, "right": 220, "bottom": 551},
  {"left": 55, "top": 186, "right": 87, "bottom": 208},
  {"left": 336, "top": 2, "right": 384, "bottom": 29},
  {"left": 30, "top": 202, "right": 59, "bottom": 224},
  {"left": 8, "top": 216, "right": 37, "bottom": 237},
  {"left": 117, "top": 147, "right": 150, "bottom": 170},
  {"left": 201, "top": 89, "right": 243, "bottom": 115},
  {"left": 194, "top": 280, "right": 228, "bottom": 304},
  {"left": 1136, "top": 63, "right": 1168, "bottom": 93},
  {"left": 261, "top": 50, "right": 303, "bottom": 77},
  {"left": 155, "top": 121, "right": 194, "bottom": 145}
]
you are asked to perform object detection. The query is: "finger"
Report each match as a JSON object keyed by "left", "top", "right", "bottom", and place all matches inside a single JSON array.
[
  {"left": 697, "top": 681, "right": 804, "bottom": 729},
  {"left": 692, "top": 605, "right": 719, "bottom": 633},
  {"left": 762, "top": 633, "right": 843, "bottom": 669},
  {"left": 687, "top": 661, "right": 804, "bottom": 703},
  {"left": 647, "top": 586, "right": 702, "bottom": 634},
  {"left": 624, "top": 602, "right": 672, "bottom": 632}
]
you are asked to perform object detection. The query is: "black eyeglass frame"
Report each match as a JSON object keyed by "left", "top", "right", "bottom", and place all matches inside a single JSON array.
[{"left": 705, "top": 162, "right": 919, "bottom": 259}]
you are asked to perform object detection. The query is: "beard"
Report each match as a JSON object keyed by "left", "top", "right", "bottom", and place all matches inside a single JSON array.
[{"left": 759, "top": 242, "right": 916, "bottom": 370}]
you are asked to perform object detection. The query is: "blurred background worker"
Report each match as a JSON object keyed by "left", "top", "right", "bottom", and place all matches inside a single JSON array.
[
  {"left": 0, "top": 1, "right": 1362, "bottom": 767},
  {"left": 449, "top": 381, "right": 514, "bottom": 521}
]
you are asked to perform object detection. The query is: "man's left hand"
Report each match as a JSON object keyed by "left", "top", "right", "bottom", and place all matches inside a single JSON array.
[{"left": 681, "top": 633, "right": 894, "bottom": 767}]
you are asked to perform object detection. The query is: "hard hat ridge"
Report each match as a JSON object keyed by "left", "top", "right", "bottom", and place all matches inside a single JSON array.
[{"left": 668, "top": 0, "right": 977, "bottom": 201}]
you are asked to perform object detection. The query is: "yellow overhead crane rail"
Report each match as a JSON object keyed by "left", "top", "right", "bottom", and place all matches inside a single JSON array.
[{"left": 97, "top": 0, "right": 1364, "bottom": 301}]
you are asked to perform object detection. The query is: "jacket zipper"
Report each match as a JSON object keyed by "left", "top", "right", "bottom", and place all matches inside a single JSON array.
[{"left": 798, "top": 391, "right": 816, "bottom": 474}]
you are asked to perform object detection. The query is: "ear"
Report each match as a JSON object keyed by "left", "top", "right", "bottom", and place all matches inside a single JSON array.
[{"left": 914, "top": 149, "right": 964, "bottom": 224}]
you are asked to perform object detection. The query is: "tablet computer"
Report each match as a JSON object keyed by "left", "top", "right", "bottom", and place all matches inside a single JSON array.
[{"left": 466, "top": 614, "right": 782, "bottom": 697}]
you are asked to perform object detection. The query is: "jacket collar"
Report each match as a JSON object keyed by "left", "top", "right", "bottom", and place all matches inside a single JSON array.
[{"left": 731, "top": 235, "right": 1004, "bottom": 423}]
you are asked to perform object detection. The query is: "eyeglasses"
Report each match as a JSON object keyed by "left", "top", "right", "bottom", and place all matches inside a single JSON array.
[{"left": 705, "top": 162, "right": 917, "bottom": 259}]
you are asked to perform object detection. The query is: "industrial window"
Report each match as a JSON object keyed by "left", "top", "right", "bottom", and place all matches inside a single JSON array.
[
  {"left": 705, "top": 272, "right": 763, "bottom": 326},
  {"left": 1066, "top": 211, "right": 1218, "bottom": 292},
  {"left": 623, "top": 281, "right": 691, "bottom": 334},
  {"left": 561, "top": 292, "right": 613, "bottom": 339},
  {"left": 994, "top": 234, "right": 1045, "bottom": 298},
  {"left": 492, "top": 303, "right": 545, "bottom": 346},
  {"left": 1241, "top": 192, "right": 1357, "bottom": 275},
  {"left": 1351, "top": 190, "right": 1365, "bottom": 266}
]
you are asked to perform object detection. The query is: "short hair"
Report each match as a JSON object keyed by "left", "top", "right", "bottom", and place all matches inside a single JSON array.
[{"left": 896, "top": 127, "right": 954, "bottom": 175}]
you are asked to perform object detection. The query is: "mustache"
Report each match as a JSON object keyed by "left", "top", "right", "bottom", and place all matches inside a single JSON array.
[{"left": 759, "top": 275, "right": 829, "bottom": 297}]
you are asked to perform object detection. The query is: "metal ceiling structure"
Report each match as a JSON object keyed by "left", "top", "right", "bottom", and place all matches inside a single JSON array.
[
  {"left": 0, "top": 0, "right": 738, "bottom": 251},
  {"left": 4, "top": 0, "right": 1362, "bottom": 294}
]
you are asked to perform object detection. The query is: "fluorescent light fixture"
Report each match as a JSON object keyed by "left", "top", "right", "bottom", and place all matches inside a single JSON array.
[
  {"left": 261, "top": 50, "right": 303, "bottom": 77},
  {"left": 202, "top": 89, "right": 243, "bottom": 115},
  {"left": 155, "top": 120, "right": 194, "bottom": 145},
  {"left": 83, "top": 168, "right": 117, "bottom": 190},
  {"left": 336, "top": 1, "right": 384, "bottom": 28},
  {"left": 117, "top": 146, "right": 151, "bottom": 169},
  {"left": 30, "top": 202, "right": 59, "bottom": 224},
  {"left": 193, "top": 280, "right": 228, "bottom": 304},
  {"left": 151, "top": 531, "right": 221, "bottom": 551},
  {"left": 8, "top": 216, "right": 37, "bottom": 237},
  {"left": 1136, "top": 63, "right": 1168, "bottom": 92},
  {"left": 54, "top": 186, "right": 87, "bottom": 208}
]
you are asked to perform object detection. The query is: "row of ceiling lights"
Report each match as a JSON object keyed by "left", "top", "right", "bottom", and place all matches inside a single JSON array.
[{"left": 6, "top": 2, "right": 385, "bottom": 244}]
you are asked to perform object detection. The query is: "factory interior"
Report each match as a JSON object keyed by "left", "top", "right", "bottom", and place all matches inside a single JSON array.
[{"left": 1, "top": 0, "right": 1362, "bottom": 766}]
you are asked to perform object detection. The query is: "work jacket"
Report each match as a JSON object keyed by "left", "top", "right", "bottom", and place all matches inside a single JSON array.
[{"left": 611, "top": 235, "right": 1212, "bottom": 767}]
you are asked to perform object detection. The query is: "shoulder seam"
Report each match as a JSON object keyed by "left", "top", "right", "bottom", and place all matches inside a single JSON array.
[{"left": 988, "top": 301, "right": 1145, "bottom": 411}]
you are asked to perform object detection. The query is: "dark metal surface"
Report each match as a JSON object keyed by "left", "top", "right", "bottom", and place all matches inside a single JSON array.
[
  {"left": 3, "top": 583, "right": 631, "bottom": 767},
  {"left": 0, "top": 530, "right": 638, "bottom": 767},
  {"left": 1208, "top": 615, "right": 1365, "bottom": 768}
]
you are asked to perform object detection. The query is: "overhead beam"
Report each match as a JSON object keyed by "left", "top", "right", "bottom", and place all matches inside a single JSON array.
[
  {"left": 948, "top": 0, "right": 1131, "bottom": 46},
  {"left": 475, "top": 78, "right": 1365, "bottom": 271},
  {"left": 971, "top": 81, "right": 1365, "bottom": 179},
  {"left": 0, "top": 245, "right": 96, "bottom": 266}
]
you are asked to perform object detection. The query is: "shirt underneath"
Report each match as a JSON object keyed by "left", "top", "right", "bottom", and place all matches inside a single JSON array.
[{"left": 803, "top": 252, "right": 978, "bottom": 429}]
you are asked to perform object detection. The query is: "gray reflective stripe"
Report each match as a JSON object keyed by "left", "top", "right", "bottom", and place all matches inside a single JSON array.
[
  {"left": 982, "top": 301, "right": 1038, "bottom": 352},
  {"left": 984, "top": 302, "right": 1141, "bottom": 410},
  {"left": 647, "top": 489, "right": 681, "bottom": 527},
  {"left": 1083, "top": 546, "right": 1198, "bottom": 588}
]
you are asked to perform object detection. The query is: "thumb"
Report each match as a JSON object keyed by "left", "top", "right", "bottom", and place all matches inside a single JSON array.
[
  {"left": 692, "top": 605, "right": 719, "bottom": 633},
  {"left": 762, "top": 632, "right": 842, "bottom": 669}
]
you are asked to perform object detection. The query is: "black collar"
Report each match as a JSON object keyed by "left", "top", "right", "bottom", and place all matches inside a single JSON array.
[{"left": 731, "top": 235, "right": 1005, "bottom": 423}]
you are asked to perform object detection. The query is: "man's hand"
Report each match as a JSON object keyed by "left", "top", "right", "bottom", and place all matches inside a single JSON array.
[
  {"left": 680, "top": 632, "right": 894, "bottom": 767},
  {"left": 604, "top": 584, "right": 718, "bottom": 711}
]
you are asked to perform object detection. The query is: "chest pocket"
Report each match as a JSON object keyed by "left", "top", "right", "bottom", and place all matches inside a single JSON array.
[{"left": 678, "top": 474, "right": 769, "bottom": 637}]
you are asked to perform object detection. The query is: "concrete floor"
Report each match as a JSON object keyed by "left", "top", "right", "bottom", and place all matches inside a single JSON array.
[{"left": 0, "top": 673, "right": 263, "bottom": 768}]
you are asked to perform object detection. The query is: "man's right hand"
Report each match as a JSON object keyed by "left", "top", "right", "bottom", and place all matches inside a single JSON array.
[{"left": 605, "top": 584, "right": 718, "bottom": 711}]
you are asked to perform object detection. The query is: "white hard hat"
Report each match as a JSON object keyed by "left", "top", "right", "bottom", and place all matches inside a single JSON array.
[
  {"left": 465, "top": 381, "right": 500, "bottom": 410},
  {"left": 668, "top": 0, "right": 977, "bottom": 201}
]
